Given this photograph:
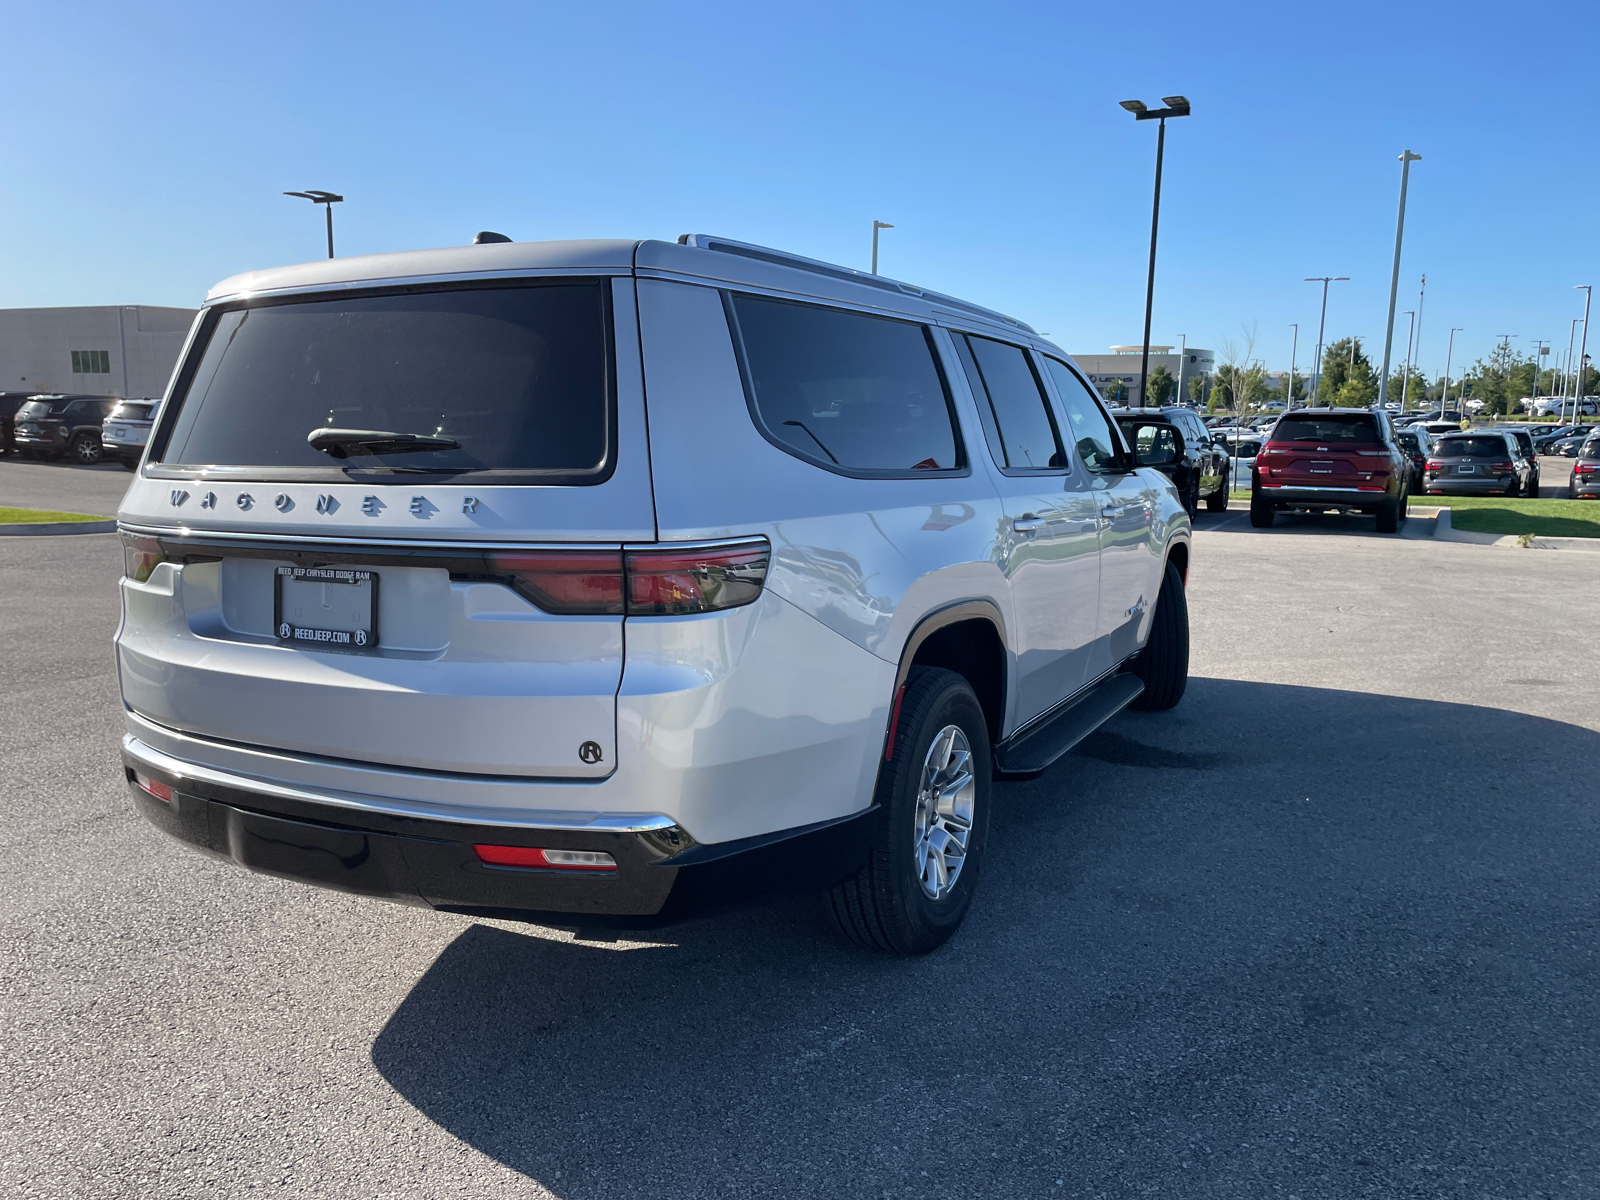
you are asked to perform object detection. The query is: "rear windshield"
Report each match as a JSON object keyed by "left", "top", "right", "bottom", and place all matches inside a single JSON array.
[
  {"left": 1273, "top": 415, "right": 1380, "bottom": 443},
  {"left": 111, "top": 402, "right": 154, "bottom": 421},
  {"left": 1437, "top": 436, "right": 1510, "bottom": 458},
  {"left": 156, "top": 282, "right": 611, "bottom": 481},
  {"left": 1396, "top": 432, "right": 1421, "bottom": 451}
]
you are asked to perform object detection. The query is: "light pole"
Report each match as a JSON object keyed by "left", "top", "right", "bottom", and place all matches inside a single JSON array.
[
  {"left": 1564, "top": 316, "right": 1583, "bottom": 416},
  {"left": 1574, "top": 286, "right": 1592, "bottom": 425},
  {"left": 284, "top": 190, "right": 344, "bottom": 258},
  {"left": 1174, "top": 333, "right": 1187, "bottom": 406},
  {"left": 1287, "top": 323, "right": 1298, "bottom": 410},
  {"left": 1305, "top": 276, "right": 1348, "bottom": 407},
  {"left": 1400, "top": 310, "right": 1416, "bottom": 410},
  {"left": 870, "top": 221, "right": 893, "bottom": 275},
  {"left": 1440, "top": 328, "right": 1463, "bottom": 416},
  {"left": 1377, "top": 151, "right": 1423, "bottom": 410},
  {"left": 1119, "top": 95, "right": 1192, "bottom": 411},
  {"left": 1529, "top": 340, "right": 1548, "bottom": 413}
]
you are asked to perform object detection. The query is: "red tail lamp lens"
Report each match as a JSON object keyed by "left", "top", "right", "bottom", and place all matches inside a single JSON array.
[
  {"left": 133, "top": 771, "right": 172, "bottom": 803},
  {"left": 121, "top": 533, "right": 167, "bottom": 582},
  {"left": 473, "top": 845, "right": 617, "bottom": 872},
  {"left": 485, "top": 551, "right": 624, "bottom": 614},
  {"left": 625, "top": 540, "right": 770, "bottom": 616}
]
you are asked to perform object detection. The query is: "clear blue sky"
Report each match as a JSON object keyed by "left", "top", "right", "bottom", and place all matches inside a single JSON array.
[{"left": 5, "top": 0, "right": 1597, "bottom": 382}]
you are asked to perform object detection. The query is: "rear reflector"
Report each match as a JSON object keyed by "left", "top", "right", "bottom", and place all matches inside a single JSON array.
[
  {"left": 473, "top": 845, "right": 618, "bottom": 872},
  {"left": 133, "top": 771, "right": 172, "bottom": 803},
  {"left": 121, "top": 533, "right": 167, "bottom": 583}
]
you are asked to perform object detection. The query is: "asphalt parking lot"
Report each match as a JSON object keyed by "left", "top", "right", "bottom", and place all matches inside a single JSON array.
[{"left": 2, "top": 475, "right": 1598, "bottom": 1198}]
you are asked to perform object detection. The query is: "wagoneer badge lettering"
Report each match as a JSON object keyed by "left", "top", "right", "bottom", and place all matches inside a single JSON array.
[
  {"left": 315, "top": 494, "right": 337, "bottom": 515},
  {"left": 275, "top": 494, "right": 293, "bottom": 512},
  {"left": 462, "top": 496, "right": 479, "bottom": 514},
  {"left": 409, "top": 496, "right": 425, "bottom": 516},
  {"left": 361, "top": 495, "right": 381, "bottom": 516},
  {"left": 200, "top": 492, "right": 216, "bottom": 509},
  {"left": 169, "top": 490, "right": 187, "bottom": 507},
  {"left": 236, "top": 493, "right": 253, "bottom": 510},
  {"left": 579, "top": 741, "right": 603, "bottom": 764}
]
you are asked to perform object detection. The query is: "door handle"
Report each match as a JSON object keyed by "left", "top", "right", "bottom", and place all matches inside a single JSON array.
[
  {"left": 1099, "top": 505, "right": 1125, "bottom": 519},
  {"left": 1011, "top": 515, "right": 1045, "bottom": 534}
]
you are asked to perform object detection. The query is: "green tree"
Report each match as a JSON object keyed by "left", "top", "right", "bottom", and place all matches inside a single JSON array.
[
  {"left": 1190, "top": 373, "right": 1210, "bottom": 408},
  {"left": 1316, "top": 336, "right": 1375, "bottom": 406},
  {"left": 1146, "top": 364, "right": 1175, "bottom": 406},
  {"left": 1462, "top": 340, "right": 1521, "bottom": 416},
  {"left": 1216, "top": 328, "right": 1268, "bottom": 416},
  {"left": 1388, "top": 365, "right": 1430, "bottom": 409}
]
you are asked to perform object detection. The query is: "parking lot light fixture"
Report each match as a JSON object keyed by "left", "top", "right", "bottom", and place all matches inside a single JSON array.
[
  {"left": 1120, "top": 95, "right": 1192, "bottom": 410},
  {"left": 1400, "top": 311, "right": 1416, "bottom": 410},
  {"left": 284, "top": 190, "right": 344, "bottom": 258},
  {"left": 1305, "top": 276, "right": 1349, "bottom": 407},
  {"left": 870, "top": 221, "right": 894, "bottom": 275},
  {"left": 1378, "top": 151, "right": 1422, "bottom": 410},
  {"left": 1441, "top": 328, "right": 1464, "bottom": 415}
]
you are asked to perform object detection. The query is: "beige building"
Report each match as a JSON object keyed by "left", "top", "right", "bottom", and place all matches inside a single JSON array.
[
  {"left": 1072, "top": 344, "right": 1214, "bottom": 407},
  {"left": 0, "top": 305, "right": 198, "bottom": 398}
]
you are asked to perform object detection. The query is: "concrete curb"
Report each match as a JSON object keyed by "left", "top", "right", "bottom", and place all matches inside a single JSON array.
[
  {"left": 0, "top": 520, "right": 117, "bottom": 537},
  {"left": 1414, "top": 506, "right": 1600, "bottom": 553}
]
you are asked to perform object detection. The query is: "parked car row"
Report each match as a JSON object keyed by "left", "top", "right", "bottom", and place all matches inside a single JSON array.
[
  {"left": 0, "top": 393, "right": 161, "bottom": 468},
  {"left": 1571, "top": 434, "right": 1600, "bottom": 499}
]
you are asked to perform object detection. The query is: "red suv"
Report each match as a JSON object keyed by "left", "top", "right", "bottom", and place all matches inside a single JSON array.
[{"left": 1250, "top": 408, "right": 1410, "bottom": 533}]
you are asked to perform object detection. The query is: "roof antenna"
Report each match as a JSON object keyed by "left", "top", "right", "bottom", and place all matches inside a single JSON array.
[{"left": 473, "top": 231, "right": 512, "bottom": 244}]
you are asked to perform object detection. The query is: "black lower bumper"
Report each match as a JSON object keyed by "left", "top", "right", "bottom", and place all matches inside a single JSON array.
[
  {"left": 125, "top": 760, "right": 876, "bottom": 928},
  {"left": 1257, "top": 486, "right": 1389, "bottom": 510}
]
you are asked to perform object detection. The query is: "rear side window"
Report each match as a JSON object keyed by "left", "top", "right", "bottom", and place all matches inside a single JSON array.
[
  {"left": 1042, "top": 358, "right": 1127, "bottom": 473},
  {"left": 951, "top": 335, "right": 1065, "bottom": 472},
  {"left": 155, "top": 282, "right": 612, "bottom": 483},
  {"left": 726, "top": 294, "right": 962, "bottom": 475},
  {"left": 1274, "top": 415, "right": 1380, "bottom": 443}
]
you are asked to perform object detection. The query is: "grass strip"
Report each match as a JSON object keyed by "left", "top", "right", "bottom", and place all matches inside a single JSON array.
[
  {"left": 0, "top": 506, "right": 107, "bottom": 524},
  {"left": 1411, "top": 496, "right": 1600, "bottom": 538}
]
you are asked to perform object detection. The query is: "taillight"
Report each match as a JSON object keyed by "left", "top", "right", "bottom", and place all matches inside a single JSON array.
[
  {"left": 473, "top": 845, "right": 617, "bottom": 872},
  {"left": 625, "top": 540, "right": 769, "bottom": 615},
  {"left": 1577, "top": 463, "right": 1598, "bottom": 475},
  {"left": 1491, "top": 461, "right": 1514, "bottom": 472},
  {"left": 1425, "top": 460, "right": 1443, "bottom": 471},
  {"left": 121, "top": 533, "right": 167, "bottom": 582},
  {"left": 485, "top": 550, "right": 625, "bottom": 614},
  {"left": 483, "top": 539, "right": 769, "bottom": 616}
]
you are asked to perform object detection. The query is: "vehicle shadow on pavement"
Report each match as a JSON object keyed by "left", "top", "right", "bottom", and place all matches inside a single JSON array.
[{"left": 372, "top": 679, "right": 1600, "bottom": 1199}]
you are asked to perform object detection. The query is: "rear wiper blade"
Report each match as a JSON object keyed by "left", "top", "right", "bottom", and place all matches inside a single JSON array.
[{"left": 307, "top": 427, "right": 462, "bottom": 459}]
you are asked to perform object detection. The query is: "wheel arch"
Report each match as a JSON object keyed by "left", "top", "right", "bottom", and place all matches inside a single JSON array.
[{"left": 891, "top": 601, "right": 1008, "bottom": 746}]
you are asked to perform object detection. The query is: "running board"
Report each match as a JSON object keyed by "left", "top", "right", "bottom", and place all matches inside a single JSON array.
[{"left": 993, "top": 672, "right": 1145, "bottom": 779}]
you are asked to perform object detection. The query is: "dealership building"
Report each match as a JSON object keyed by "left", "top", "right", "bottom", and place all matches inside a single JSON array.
[
  {"left": 0, "top": 305, "right": 198, "bottom": 399},
  {"left": 1073, "top": 345, "right": 1215, "bottom": 407}
]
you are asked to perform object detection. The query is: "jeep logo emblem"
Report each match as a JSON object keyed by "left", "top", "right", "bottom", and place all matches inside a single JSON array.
[{"left": 578, "top": 741, "right": 603, "bottom": 764}]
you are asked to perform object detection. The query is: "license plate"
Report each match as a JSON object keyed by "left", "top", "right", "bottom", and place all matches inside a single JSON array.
[
  {"left": 274, "top": 566, "right": 378, "bottom": 651},
  {"left": 1458, "top": 465, "right": 1476, "bottom": 474}
]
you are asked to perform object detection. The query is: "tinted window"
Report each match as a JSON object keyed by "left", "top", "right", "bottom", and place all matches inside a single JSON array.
[
  {"left": 729, "top": 294, "right": 960, "bottom": 474},
  {"left": 1273, "top": 415, "right": 1381, "bottom": 443},
  {"left": 1043, "top": 358, "right": 1125, "bottom": 472},
  {"left": 159, "top": 283, "right": 610, "bottom": 479},
  {"left": 1437, "top": 436, "right": 1513, "bottom": 458},
  {"left": 951, "top": 335, "right": 1063, "bottom": 471},
  {"left": 1396, "top": 432, "right": 1421, "bottom": 452}
]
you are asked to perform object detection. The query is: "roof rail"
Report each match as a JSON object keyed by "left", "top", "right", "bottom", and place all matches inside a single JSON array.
[{"left": 675, "top": 234, "right": 1034, "bottom": 334}]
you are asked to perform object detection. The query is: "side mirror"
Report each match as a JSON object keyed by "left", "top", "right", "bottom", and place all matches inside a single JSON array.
[{"left": 1129, "top": 422, "right": 1182, "bottom": 467}]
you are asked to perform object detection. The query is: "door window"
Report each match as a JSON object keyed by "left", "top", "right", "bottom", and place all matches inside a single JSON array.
[
  {"left": 727, "top": 293, "right": 963, "bottom": 476},
  {"left": 950, "top": 334, "right": 1065, "bottom": 473},
  {"left": 1043, "top": 358, "right": 1128, "bottom": 473}
]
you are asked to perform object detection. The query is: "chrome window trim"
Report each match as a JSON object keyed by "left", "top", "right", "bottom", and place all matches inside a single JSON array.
[{"left": 203, "top": 265, "right": 631, "bottom": 307}]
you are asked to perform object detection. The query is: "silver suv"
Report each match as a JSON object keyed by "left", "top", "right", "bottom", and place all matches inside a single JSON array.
[{"left": 116, "top": 235, "right": 1193, "bottom": 954}]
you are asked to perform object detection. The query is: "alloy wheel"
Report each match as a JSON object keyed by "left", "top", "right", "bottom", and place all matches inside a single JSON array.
[{"left": 912, "top": 724, "right": 976, "bottom": 900}]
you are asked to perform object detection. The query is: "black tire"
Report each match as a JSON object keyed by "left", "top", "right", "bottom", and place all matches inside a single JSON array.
[
  {"left": 1128, "top": 559, "right": 1189, "bottom": 711},
  {"left": 1204, "top": 479, "right": 1228, "bottom": 512},
  {"left": 1375, "top": 496, "right": 1399, "bottom": 533},
  {"left": 70, "top": 433, "right": 103, "bottom": 466},
  {"left": 1249, "top": 480, "right": 1275, "bottom": 528},
  {"left": 1186, "top": 475, "right": 1201, "bottom": 519},
  {"left": 825, "top": 667, "right": 991, "bottom": 956}
]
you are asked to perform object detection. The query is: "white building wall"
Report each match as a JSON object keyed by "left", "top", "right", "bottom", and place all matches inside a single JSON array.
[{"left": 0, "top": 305, "right": 198, "bottom": 398}]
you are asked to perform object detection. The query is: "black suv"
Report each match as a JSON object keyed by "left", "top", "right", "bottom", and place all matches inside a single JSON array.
[
  {"left": 1112, "top": 405, "right": 1229, "bottom": 516},
  {"left": 13, "top": 395, "right": 118, "bottom": 464}
]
